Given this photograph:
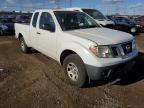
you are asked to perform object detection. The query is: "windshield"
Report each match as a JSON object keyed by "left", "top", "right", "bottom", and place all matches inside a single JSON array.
[
  {"left": 54, "top": 11, "right": 100, "bottom": 31},
  {"left": 82, "top": 9, "right": 106, "bottom": 20}
]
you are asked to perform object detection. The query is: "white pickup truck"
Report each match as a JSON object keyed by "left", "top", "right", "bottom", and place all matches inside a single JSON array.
[{"left": 15, "top": 9, "right": 138, "bottom": 87}]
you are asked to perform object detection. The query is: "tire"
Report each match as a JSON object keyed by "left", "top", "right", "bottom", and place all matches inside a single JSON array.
[
  {"left": 19, "top": 37, "right": 29, "bottom": 53},
  {"left": 63, "top": 54, "right": 87, "bottom": 88}
]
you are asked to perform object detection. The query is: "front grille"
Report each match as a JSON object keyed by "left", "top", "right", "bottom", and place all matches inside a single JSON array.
[
  {"left": 121, "top": 42, "right": 132, "bottom": 55},
  {"left": 110, "top": 41, "right": 133, "bottom": 57},
  {"left": 111, "top": 47, "right": 118, "bottom": 57}
]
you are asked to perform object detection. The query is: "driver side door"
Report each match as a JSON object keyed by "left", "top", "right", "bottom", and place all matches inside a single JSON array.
[{"left": 36, "top": 12, "right": 57, "bottom": 59}]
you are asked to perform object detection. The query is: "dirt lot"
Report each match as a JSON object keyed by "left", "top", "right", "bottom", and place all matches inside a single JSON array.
[{"left": 0, "top": 34, "right": 144, "bottom": 108}]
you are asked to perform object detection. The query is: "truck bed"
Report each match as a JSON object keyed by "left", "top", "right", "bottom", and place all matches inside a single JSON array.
[{"left": 15, "top": 23, "right": 31, "bottom": 47}]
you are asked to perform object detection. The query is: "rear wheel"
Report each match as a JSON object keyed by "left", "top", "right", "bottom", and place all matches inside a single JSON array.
[
  {"left": 63, "top": 54, "right": 87, "bottom": 87},
  {"left": 20, "top": 37, "right": 29, "bottom": 53}
]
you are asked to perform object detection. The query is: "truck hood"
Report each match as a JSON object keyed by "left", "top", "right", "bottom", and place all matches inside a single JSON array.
[{"left": 65, "top": 28, "right": 134, "bottom": 45}]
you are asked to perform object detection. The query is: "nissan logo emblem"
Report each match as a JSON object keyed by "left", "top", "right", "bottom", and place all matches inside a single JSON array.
[{"left": 126, "top": 44, "right": 130, "bottom": 51}]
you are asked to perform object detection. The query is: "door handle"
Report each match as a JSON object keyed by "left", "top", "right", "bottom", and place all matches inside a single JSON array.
[{"left": 37, "top": 32, "right": 40, "bottom": 35}]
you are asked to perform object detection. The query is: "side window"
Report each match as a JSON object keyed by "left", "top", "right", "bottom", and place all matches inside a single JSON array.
[
  {"left": 39, "top": 12, "right": 55, "bottom": 31},
  {"left": 116, "top": 18, "right": 122, "bottom": 23},
  {"left": 121, "top": 19, "right": 129, "bottom": 24},
  {"left": 32, "top": 12, "right": 39, "bottom": 27}
]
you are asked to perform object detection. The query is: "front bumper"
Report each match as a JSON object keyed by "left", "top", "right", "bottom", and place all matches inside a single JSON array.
[{"left": 85, "top": 56, "right": 137, "bottom": 80}]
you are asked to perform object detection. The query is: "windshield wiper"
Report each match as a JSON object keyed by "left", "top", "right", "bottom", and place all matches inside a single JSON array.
[{"left": 79, "top": 25, "right": 98, "bottom": 29}]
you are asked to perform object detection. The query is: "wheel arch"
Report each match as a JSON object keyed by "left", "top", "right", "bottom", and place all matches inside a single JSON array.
[
  {"left": 18, "top": 33, "right": 23, "bottom": 40},
  {"left": 58, "top": 42, "right": 93, "bottom": 66},
  {"left": 60, "top": 50, "right": 77, "bottom": 65}
]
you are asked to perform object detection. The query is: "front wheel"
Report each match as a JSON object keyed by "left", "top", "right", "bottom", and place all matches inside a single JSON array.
[{"left": 63, "top": 54, "right": 87, "bottom": 88}]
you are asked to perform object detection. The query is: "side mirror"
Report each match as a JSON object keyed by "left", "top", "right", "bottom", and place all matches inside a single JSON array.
[{"left": 42, "top": 24, "right": 55, "bottom": 32}]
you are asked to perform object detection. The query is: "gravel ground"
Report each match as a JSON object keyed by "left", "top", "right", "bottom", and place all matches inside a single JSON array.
[{"left": 0, "top": 34, "right": 144, "bottom": 108}]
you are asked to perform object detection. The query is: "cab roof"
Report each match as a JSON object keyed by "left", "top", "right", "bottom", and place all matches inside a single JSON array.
[{"left": 34, "top": 9, "right": 78, "bottom": 13}]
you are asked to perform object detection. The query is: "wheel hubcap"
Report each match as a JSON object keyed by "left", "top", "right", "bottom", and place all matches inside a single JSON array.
[{"left": 67, "top": 63, "right": 79, "bottom": 81}]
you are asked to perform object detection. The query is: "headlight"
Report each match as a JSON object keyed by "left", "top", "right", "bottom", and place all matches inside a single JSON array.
[
  {"left": 89, "top": 45, "right": 112, "bottom": 58},
  {"left": 131, "top": 28, "right": 136, "bottom": 33}
]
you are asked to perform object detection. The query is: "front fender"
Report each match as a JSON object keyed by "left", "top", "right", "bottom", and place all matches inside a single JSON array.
[{"left": 57, "top": 41, "right": 98, "bottom": 66}]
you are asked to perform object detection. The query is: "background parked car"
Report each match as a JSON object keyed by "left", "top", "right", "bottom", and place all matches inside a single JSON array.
[
  {"left": 136, "top": 16, "right": 144, "bottom": 25},
  {"left": 0, "top": 17, "right": 15, "bottom": 35},
  {"left": 108, "top": 16, "right": 142, "bottom": 34},
  {"left": 0, "top": 27, "right": 2, "bottom": 35},
  {"left": 135, "top": 16, "right": 144, "bottom": 32},
  {"left": 0, "top": 22, "right": 9, "bottom": 35},
  {"left": 82, "top": 9, "right": 115, "bottom": 28},
  {"left": 15, "top": 15, "right": 31, "bottom": 24},
  {"left": 66, "top": 8, "right": 115, "bottom": 29}
]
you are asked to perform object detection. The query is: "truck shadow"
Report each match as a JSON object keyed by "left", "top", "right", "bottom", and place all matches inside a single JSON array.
[
  {"left": 28, "top": 48, "right": 39, "bottom": 54},
  {"left": 86, "top": 52, "right": 144, "bottom": 88},
  {"left": 26, "top": 48, "right": 144, "bottom": 88},
  {"left": 114, "top": 52, "right": 144, "bottom": 86}
]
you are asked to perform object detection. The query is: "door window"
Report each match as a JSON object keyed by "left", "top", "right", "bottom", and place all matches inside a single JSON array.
[
  {"left": 39, "top": 12, "right": 55, "bottom": 31},
  {"left": 32, "top": 12, "right": 39, "bottom": 27}
]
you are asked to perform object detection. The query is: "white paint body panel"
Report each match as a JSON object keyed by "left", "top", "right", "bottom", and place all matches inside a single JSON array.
[{"left": 65, "top": 28, "right": 134, "bottom": 45}]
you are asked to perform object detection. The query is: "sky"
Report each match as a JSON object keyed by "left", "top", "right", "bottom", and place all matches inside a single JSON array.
[{"left": 0, "top": 0, "right": 144, "bottom": 15}]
